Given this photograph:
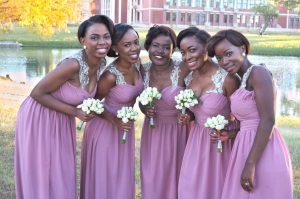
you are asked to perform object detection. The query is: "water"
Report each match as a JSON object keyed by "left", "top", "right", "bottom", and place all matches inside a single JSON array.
[{"left": 0, "top": 48, "right": 299, "bottom": 116}]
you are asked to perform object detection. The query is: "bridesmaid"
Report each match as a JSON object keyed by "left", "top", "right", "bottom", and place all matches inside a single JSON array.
[
  {"left": 80, "top": 23, "right": 143, "bottom": 199},
  {"left": 207, "top": 29, "right": 293, "bottom": 198},
  {"left": 139, "top": 25, "right": 189, "bottom": 199},
  {"left": 14, "top": 15, "right": 114, "bottom": 199},
  {"left": 177, "top": 27, "right": 240, "bottom": 199}
]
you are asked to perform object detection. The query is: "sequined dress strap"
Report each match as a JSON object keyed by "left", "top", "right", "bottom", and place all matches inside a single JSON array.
[
  {"left": 106, "top": 62, "right": 126, "bottom": 85},
  {"left": 184, "top": 71, "right": 193, "bottom": 86},
  {"left": 142, "top": 62, "right": 151, "bottom": 88},
  {"left": 206, "top": 67, "right": 228, "bottom": 94},
  {"left": 142, "top": 59, "right": 181, "bottom": 89},
  {"left": 68, "top": 50, "right": 106, "bottom": 88},
  {"left": 170, "top": 59, "right": 181, "bottom": 88}
]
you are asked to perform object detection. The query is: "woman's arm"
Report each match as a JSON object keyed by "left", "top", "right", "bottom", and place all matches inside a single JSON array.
[
  {"left": 95, "top": 71, "right": 133, "bottom": 131},
  {"left": 241, "top": 66, "right": 275, "bottom": 192},
  {"left": 211, "top": 73, "right": 240, "bottom": 142},
  {"left": 30, "top": 59, "right": 88, "bottom": 120}
]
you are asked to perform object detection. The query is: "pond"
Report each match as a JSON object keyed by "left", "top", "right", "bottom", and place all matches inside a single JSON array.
[{"left": 0, "top": 48, "right": 299, "bottom": 117}]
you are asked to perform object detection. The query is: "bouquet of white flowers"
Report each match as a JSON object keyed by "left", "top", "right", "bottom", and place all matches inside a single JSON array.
[
  {"left": 174, "top": 89, "right": 198, "bottom": 114},
  {"left": 138, "top": 87, "right": 161, "bottom": 128},
  {"left": 117, "top": 106, "right": 138, "bottom": 144},
  {"left": 204, "top": 114, "right": 229, "bottom": 153},
  {"left": 76, "top": 98, "right": 104, "bottom": 130}
]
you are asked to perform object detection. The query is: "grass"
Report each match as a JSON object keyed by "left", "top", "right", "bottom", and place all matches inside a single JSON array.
[
  {"left": 1, "top": 26, "right": 300, "bottom": 56},
  {"left": 0, "top": 79, "right": 300, "bottom": 198}
]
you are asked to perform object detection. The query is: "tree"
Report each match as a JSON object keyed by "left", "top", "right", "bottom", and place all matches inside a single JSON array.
[
  {"left": 275, "top": 0, "right": 300, "bottom": 15},
  {"left": 0, "top": 0, "right": 82, "bottom": 36},
  {"left": 0, "top": 0, "right": 22, "bottom": 31},
  {"left": 254, "top": 3, "right": 279, "bottom": 34}
]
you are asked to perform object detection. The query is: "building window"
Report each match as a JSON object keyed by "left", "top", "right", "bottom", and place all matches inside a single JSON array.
[
  {"left": 224, "top": 15, "right": 228, "bottom": 23},
  {"left": 196, "top": 13, "right": 200, "bottom": 23},
  {"left": 249, "top": 0, "right": 255, "bottom": 8},
  {"left": 181, "top": 13, "right": 186, "bottom": 22},
  {"left": 187, "top": 13, "right": 192, "bottom": 22},
  {"left": 202, "top": 0, "right": 206, "bottom": 7},
  {"left": 216, "top": 0, "right": 220, "bottom": 8},
  {"left": 237, "top": 14, "right": 241, "bottom": 24},
  {"left": 172, "top": 12, "right": 177, "bottom": 22},
  {"left": 202, "top": 14, "right": 206, "bottom": 23},
  {"left": 223, "top": 0, "right": 228, "bottom": 8},
  {"left": 295, "top": 17, "right": 299, "bottom": 28},
  {"left": 228, "top": 0, "right": 233, "bottom": 8},
  {"left": 187, "top": 0, "right": 192, "bottom": 6},
  {"left": 289, "top": 17, "right": 294, "bottom": 27},
  {"left": 229, "top": 15, "right": 233, "bottom": 24},
  {"left": 166, "top": 12, "right": 171, "bottom": 21},
  {"left": 237, "top": 0, "right": 247, "bottom": 9},
  {"left": 181, "top": 0, "right": 186, "bottom": 6},
  {"left": 210, "top": 14, "right": 214, "bottom": 23},
  {"left": 215, "top": 14, "right": 219, "bottom": 23},
  {"left": 195, "top": 0, "right": 202, "bottom": 7},
  {"left": 210, "top": 0, "right": 215, "bottom": 7}
]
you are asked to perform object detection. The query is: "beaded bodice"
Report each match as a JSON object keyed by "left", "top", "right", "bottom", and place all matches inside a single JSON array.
[
  {"left": 185, "top": 67, "right": 228, "bottom": 94},
  {"left": 240, "top": 64, "right": 268, "bottom": 88},
  {"left": 105, "top": 60, "right": 141, "bottom": 85},
  {"left": 142, "top": 59, "right": 182, "bottom": 89},
  {"left": 68, "top": 50, "right": 106, "bottom": 88}
]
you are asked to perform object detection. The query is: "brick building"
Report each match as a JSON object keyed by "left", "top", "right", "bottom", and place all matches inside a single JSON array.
[{"left": 91, "top": 0, "right": 300, "bottom": 29}]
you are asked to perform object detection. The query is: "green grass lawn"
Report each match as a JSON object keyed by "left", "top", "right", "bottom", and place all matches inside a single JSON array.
[
  {"left": 0, "top": 81, "right": 299, "bottom": 198},
  {"left": 0, "top": 104, "right": 300, "bottom": 198},
  {"left": 1, "top": 26, "right": 300, "bottom": 56}
]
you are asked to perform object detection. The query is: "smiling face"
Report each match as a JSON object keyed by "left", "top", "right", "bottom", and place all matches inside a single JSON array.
[
  {"left": 114, "top": 29, "right": 141, "bottom": 64},
  {"left": 81, "top": 23, "right": 112, "bottom": 59},
  {"left": 179, "top": 36, "right": 207, "bottom": 71},
  {"left": 148, "top": 35, "right": 173, "bottom": 67},
  {"left": 214, "top": 39, "right": 246, "bottom": 74}
]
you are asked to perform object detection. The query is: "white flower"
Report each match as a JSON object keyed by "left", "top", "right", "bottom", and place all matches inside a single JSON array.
[
  {"left": 138, "top": 87, "right": 161, "bottom": 107},
  {"left": 117, "top": 106, "right": 138, "bottom": 123},
  {"left": 204, "top": 114, "right": 228, "bottom": 131},
  {"left": 174, "top": 89, "right": 198, "bottom": 111},
  {"left": 77, "top": 98, "right": 104, "bottom": 115}
]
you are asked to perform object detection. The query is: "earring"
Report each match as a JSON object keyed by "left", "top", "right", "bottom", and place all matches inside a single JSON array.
[
  {"left": 115, "top": 51, "right": 118, "bottom": 56},
  {"left": 83, "top": 45, "right": 86, "bottom": 49},
  {"left": 242, "top": 52, "right": 246, "bottom": 56}
]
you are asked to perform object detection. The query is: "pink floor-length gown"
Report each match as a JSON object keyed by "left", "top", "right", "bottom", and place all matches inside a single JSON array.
[
  {"left": 140, "top": 60, "right": 188, "bottom": 199},
  {"left": 80, "top": 62, "right": 143, "bottom": 199},
  {"left": 221, "top": 65, "right": 293, "bottom": 199},
  {"left": 15, "top": 50, "right": 102, "bottom": 199},
  {"left": 178, "top": 68, "right": 232, "bottom": 199}
]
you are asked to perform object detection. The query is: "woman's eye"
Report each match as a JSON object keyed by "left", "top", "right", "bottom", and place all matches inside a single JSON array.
[
  {"left": 189, "top": 49, "right": 196, "bottom": 53},
  {"left": 226, "top": 51, "right": 233, "bottom": 57},
  {"left": 104, "top": 35, "right": 111, "bottom": 40},
  {"left": 216, "top": 57, "right": 222, "bottom": 62},
  {"left": 90, "top": 36, "right": 98, "bottom": 41}
]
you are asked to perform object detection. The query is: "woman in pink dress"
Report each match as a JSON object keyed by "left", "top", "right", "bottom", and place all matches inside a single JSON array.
[
  {"left": 139, "top": 25, "right": 189, "bottom": 199},
  {"left": 80, "top": 23, "right": 143, "bottom": 199},
  {"left": 207, "top": 29, "right": 293, "bottom": 198},
  {"left": 14, "top": 15, "right": 114, "bottom": 199},
  {"left": 177, "top": 27, "right": 240, "bottom": 199}
]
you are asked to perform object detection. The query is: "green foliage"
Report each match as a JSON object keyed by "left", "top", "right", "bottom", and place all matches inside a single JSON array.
[
  {"left": 0, "top": 0, "right": 82, "bottom": 36},
  {"left": 253, "top": 3, "right": 279, "bottom": 34},
  {"left": 275, "top": 0, "right": 300, "bottom": 15}
]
